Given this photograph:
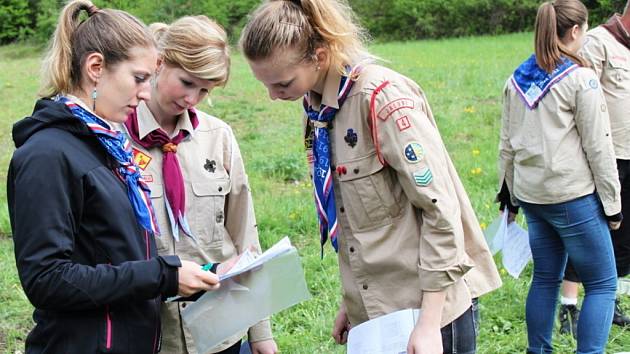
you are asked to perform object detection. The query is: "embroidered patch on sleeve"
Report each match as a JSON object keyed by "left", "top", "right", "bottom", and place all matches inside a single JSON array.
[
  {"left": 404, "top": 142, "right": 425, "bottom": 164},
  {"left": 396, "top": 116, "right": 412, "bottom": 131},
  {"left": 132, "top": 148, "right": 152, "bottom": 170},
  {"left": 378, "top": 98, "right": 414, "bottom": 121},
  {"left": 413, "top": 167, "right": 433, "bottom": 187}
]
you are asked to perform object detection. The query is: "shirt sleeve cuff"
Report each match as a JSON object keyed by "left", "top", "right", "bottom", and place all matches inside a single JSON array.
[
  {"left": 158, "top": 255, "right": 181, "bottom": 298},
  {"left": 248, "top": 318, "right": 273, "bottom": 343},
  {"left": 417, "top": 261, "right": 473, "bottom": 291}
]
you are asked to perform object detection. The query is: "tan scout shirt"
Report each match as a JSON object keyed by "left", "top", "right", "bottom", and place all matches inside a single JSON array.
[
  {"left": 499, "top": 67, "right": 621, "bottom": 216},
  {"left": 581, "top": 26, "right": 630, "bottom": 159},
  {"left": 118, "top": 102, "right": 272, "bottom": 354},
  {"left": 306, "top": 65, "right": 501, "bottom": 328}
]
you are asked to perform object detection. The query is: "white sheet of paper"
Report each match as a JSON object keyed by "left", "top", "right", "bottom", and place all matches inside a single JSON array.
[
  {"left": 218, "top": 236, "right": 293, "bottom": 281},
  {"left": 501, "top": 222, "right": 531, "bottom": 278},
  {"left": 347, "top": 308, "right": 421, "bottom": 354},
  {"left": 484, "top": 209, "right": 508, "bottom": 255}
]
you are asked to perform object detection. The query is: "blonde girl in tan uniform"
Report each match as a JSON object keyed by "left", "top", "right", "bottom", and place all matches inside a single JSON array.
[
  {"left": 497, "top": 1, "right": 621, "bottom": 353},
  {"left": 118, "top": 16, "right": 277, "bottom": 354},
  {"left": 240, "top": 1, "right": 501, "bottom": 353}
]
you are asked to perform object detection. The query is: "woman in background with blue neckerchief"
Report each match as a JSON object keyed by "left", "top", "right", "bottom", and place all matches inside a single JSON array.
[{"left": 497, "top": 1, "right": 621, "bottom": 353}]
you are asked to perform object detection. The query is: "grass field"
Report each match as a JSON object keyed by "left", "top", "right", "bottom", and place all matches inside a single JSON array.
[{"left": 0, "top": 33, "right": 628, "bottom": 353}]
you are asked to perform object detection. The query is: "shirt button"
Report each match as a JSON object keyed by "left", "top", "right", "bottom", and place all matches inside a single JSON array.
[
  {"left": 340, "top": 207, "right": 345, "bottom": 213},
  {"left": 182, "top": 303, "right": 187, "bottom": 308},
  {"left": 218, "top": 186, "right": 223, "bottom": 192},
  {"left": 362, "top": 284, "right": 368, "bottom": 290},
  {"left": 354, "top": 168, "right": 360, "bottom": 174},
  {"left": 331, "top": 164, "right": 336, "bottom": 170},
  {"left": 349, "top": 246, "right": 355, "bottom": 253}
]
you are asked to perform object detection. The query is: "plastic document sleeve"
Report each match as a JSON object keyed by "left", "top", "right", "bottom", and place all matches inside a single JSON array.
[{"left": 181, "top": 248, "right": 311, "bottom": 354}]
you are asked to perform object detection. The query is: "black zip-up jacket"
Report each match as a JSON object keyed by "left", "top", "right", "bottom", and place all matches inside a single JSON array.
[{"left": 7, "top": 99, "right": 181, "bottom": 354}]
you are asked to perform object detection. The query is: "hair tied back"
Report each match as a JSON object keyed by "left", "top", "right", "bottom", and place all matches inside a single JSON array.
[{"left": 87, "top": 5, "right": 100, "bottom": 17}]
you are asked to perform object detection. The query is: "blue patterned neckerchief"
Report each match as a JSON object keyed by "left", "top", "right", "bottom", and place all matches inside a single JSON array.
[
  {"left": 58, "top": 96, "right": 160, "bottom": 235},
  {"left": 303, "top": 69, "right": 355, "bottom": 255},
  {"left": 511, "top": 54, "right": 578, "bottom": 109}
]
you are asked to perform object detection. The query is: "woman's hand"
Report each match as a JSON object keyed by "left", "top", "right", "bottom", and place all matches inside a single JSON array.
[
  {"left": 331, "top": 303, "right": 351, "bottom": 344},
  {"left": 177, "top": 260, "right": 220, "bottom": 296},
  {"left": 407, "top": 322, "right": 443, "bottom": 354},
  {"left": 250, "top": 339, "right": 278, "bottom": 354},
  {"left": 609, "top": 220, "right": 621, "bottom": 230}
]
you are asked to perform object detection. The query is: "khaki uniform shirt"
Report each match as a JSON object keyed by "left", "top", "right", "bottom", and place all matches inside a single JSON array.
[
  {"left": 581, "top": 26, "right": 630, "bottom": 159},
  {"left": 306, "top": 65, "right": 501, "bottom": 328},
  {"left": 117, "top": 102, "right": 272, "bottom": 354},
  {"left": 498, "top": 66, "right": 621, "bottom": 216}
]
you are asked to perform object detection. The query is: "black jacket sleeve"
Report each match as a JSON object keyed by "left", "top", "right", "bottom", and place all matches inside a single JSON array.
[
  {"left": 8, "top": 144, "right": 180, "bottom": 311},
  {"left": 497, "top": 180, "right": 519, "bottom": 214}
]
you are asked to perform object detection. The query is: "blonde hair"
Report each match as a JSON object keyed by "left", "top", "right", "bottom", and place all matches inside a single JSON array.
[
  {"left": 534, "top": 0, "right": 589, "bottom": 73},
  {"left": 239, "top": 0, "right": 372, "bottom": 75},
  {"left": 40, "top": 0, "right": 154, "bottom": 97},
  {"left": 151, "top": 16, "right": 230, "bottom": 86}
]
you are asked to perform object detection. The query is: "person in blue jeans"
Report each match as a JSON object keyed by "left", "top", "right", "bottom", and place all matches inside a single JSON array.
[{"left": 497, "top": 1, "right": 621, "bottom": 353}]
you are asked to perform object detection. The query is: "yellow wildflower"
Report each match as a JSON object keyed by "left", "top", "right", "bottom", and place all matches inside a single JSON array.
[
  {"left": 464, "top": 106, "right": 476, "bottom": 113},
  {"left": 472, "top": 149, "right": 480, "bottom": 156},
  {"left": 470, "top": 167, "right": 482, "bottom": 175}
]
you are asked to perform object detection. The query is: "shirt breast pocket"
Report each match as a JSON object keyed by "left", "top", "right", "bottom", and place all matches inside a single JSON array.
[
  {"left": 191, "top": 178, "right": 231, "bottom": 246},
  {"left": 338, "top": 154, "right": 404, "bottom": 232},
  {"left": 609, "top": 58, "right": 630, "bottom": 88}
]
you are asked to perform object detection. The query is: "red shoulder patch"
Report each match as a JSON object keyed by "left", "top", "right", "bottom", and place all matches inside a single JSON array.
[{"left": 377, "top": 98, "right": 415, "bottom": 121}]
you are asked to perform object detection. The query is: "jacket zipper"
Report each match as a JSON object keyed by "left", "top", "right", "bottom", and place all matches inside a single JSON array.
[{"left": 146, "top": 229, "right": 160, "bottom": 354}]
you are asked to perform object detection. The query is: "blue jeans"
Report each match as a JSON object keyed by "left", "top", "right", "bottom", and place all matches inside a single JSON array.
[
  {"left": 520, "top": 194, "right": 617, "bottom": 354},
  {"left": 441, "top": 304, "right": 477, "bottom": 354}
]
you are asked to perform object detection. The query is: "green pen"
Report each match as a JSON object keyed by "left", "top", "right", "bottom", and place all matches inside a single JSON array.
[{"left": 201, "top": 262, "right": 214, "bottom": 272}]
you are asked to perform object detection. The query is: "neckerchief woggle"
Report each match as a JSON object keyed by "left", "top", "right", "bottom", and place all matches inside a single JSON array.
[
  {"left": 303, "top": 68, "right": 354, "bottom": 256},
  {"left": 511, "top": 54, "right": 578, "bottom": 109},
  {"left": 125, "top": 107, "right": 198, "bottom": 241},
  {"left": 58, "top": 96, "right": 160, "bottom": 235}
]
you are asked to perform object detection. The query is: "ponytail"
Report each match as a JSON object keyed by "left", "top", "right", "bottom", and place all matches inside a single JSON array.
[
  {"left": 534, "top": 0, "right": 589, "bottom": 73},
  {"left": 240, "top": 0, "right": 373, "bottom": 75},
  {"left": 40, "top": 0, "right": 154, "bottom": 97}
]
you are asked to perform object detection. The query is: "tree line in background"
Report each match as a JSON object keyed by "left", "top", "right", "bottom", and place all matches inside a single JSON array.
[{"left": 0, "top": 0, "right": 627, "bottom": 45}]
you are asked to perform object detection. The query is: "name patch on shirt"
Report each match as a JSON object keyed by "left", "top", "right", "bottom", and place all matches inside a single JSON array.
[
  {"left": 132, "top": 148, "right": 152, "bottom": 170},
  {"left": 378, "top": 98, "right": 414, "bottom": 121}
]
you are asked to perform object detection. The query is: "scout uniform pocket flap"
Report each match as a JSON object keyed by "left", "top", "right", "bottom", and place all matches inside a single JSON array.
[
  {"left": 609, "top": 57, "right": 629, "bottom": 71},
  {"left": 337, "top": 152, "right": 384, "bottom": 182},
  {"left": 191, "top": 178, "right": 231, "bottom": 197}
]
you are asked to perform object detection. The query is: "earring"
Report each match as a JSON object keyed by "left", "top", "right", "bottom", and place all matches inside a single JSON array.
[
  {"left": 91, "top": 87, "right": 98, "bottom": 111},
  {"left": 316, "top": 65, "right": 321, "bottom": 71}
]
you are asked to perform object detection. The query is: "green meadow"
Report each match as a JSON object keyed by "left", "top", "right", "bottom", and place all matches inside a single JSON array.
[{"left": 0, "top": 33, "right": 628, "bottom": 353}]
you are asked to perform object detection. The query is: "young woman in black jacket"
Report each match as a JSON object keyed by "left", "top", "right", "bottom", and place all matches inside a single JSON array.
[{"left": 7, "top": 1, "right": 220, "bottom": 353}]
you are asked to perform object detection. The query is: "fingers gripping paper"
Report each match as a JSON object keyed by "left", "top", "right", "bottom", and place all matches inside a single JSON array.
[{"left": 181, "top": 241, "right": 311, "bottom": 354}]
